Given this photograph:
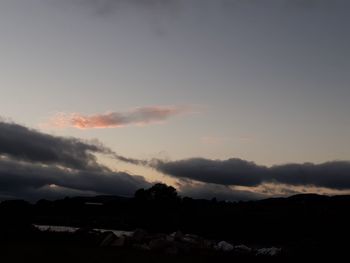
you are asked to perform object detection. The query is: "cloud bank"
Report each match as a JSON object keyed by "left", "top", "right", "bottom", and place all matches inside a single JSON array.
[
  {"left": 0, "top": 121, "right": 110, "bottom": 170},
  {"left": 2, "top": 119, "right": 350, "bottom": 201},
  {"left": 0, "top": 120, "right": 150, "bottom": 200},
  {"left": 0, "top": 157, "right": 149, "bottom": 200},
  {"left": 154, "top": 158, "right": 267, "bottom": 187},
  {"left": 50, "top": 106, "right": 187, "bottom": 129},
  {"left": 153, "top": 158, "right": 350, "bottom": 191}
]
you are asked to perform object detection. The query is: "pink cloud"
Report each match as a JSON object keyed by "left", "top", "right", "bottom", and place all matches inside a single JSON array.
[{"left": 49, "top": 106, "right": 189, "bottom": 129}]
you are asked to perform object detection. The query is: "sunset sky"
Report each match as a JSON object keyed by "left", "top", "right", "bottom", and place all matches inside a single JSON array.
[{"left": 1, "top": 0, "right": 350, "bottom": 201}]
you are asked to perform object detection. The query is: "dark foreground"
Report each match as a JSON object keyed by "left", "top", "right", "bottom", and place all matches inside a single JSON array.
[
  {"left": 1, "top": 184, "right": 350, "bottom": 261},
  {"left": 0, "top": 228, "right": 345, "bottom": 262},
  {"left": 0, "top": 229, "right": 286, "bottom": 263},
  {"left": 2, "top": 245, "right": 279, "bottom": 263}
]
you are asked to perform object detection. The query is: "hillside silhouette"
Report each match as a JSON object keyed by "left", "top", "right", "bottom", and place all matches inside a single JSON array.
[{"left": 1, "top": 183, "right": 350, "bottom": 261}]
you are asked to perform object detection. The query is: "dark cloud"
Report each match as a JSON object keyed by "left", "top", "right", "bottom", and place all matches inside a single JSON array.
[
  {"left": 270, "top": 162, "right": 350, "bottom": 190},
  {"left": 0, "top": 121, "right": 109, "bottom": 170},
  {"left": 0, "top": 157, "right": 150, "bottom": 201},
  {"left": 153, "top": 158, "right": 350, "bottom": 190},
  {"left": 0, "top": 120, "right": 150, "bottom": 200},
  {"left": 2, "top": 119, "right": 350, "bottom": 201},
  {"left": 154, "top": 158, "right": 268, "bottom": 186},
  {"left": 0, "top": 121, "right": 146, "bottom": 169}
]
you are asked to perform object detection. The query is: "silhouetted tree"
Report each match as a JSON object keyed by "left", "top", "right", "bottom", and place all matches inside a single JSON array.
[{"left": 134, "top": 183, "right": 179, "bottom": 202}]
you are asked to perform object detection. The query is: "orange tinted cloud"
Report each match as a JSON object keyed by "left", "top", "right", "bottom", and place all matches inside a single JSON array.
[{"left": 50, "top": 106, "right": 188, "bottom": 129}]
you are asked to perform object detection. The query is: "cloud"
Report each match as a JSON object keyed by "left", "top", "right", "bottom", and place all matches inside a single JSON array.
[
  {"left": 153, "top": 158, "right": 350, "bottom": 190},
  {"left": 270, "top": 162, "right": 350, "bottom": 190},
  {"left": 0, "top": 120, "right": 151, "bottom": 200},
  {"left": 0, "top": 157, "right": 150, "bottom": 201},
  {"left": 3, "top": 119, "right": 350, "bottom": 201},
  {"left": 1, "top": 120, "right": 149, "bottom": 167},
  {"left": 153, "top": 158, "right": 268, "bottom": 186},
  {"left": 0, "top": 121, "right": 111, "bottom": 170},
  {"left": 49, "top": 106, "right": 188, "bottom": 129}
]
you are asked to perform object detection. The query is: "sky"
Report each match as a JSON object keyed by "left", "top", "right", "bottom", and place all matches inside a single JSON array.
[{"left": 0, "top": 0, "right": 350, "bottom": 201}]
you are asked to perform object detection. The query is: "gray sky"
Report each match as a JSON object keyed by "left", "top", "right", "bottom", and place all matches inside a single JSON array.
[{"left": 0, "top": 0, "right": 350, "bottom": 200}]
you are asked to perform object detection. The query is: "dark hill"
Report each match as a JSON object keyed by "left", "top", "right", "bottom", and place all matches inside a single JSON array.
[{"left": 1, "top": 185, "right": 350, "bottom": 260}]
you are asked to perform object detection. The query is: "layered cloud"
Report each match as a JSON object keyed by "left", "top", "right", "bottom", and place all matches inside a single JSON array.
[
  {"left": 0, "top": 121, "right": 110, "bottom": 170},
  {"left": 0, "top": 157, "right": 149, "bottom": 200},
  {"left": 0, "top": 120, "right": 150, "bottom": 200},
  {"left": 153, "top": 158, "right": 350, "bottom": 191},
  {"left": 2, "top": 119, "right": 350, "bottom": 201},
  {"left": 154, "top": 158, "right": 267, "bottom": 187},
  {"left": 50, "top": 106, "right": 188, "bottom": 129}
]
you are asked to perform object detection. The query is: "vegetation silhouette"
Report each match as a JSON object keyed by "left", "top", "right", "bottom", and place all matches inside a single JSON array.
[
  {"left": 1, "top": 183, "right": 350, "bottom": 261},
  {"left": 135, "top": 183, "right": 180, "bottom": 203}
]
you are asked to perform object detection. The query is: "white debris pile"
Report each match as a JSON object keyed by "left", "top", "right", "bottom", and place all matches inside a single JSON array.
[
  {"left": 33, "top": 224, "right": 133, "bottom": 237},
  {"left": 256, "top": 247, "right": 282, "bottom": 256},
  {"left": 33, "top": 225, "right": 282, "bottom": 256},
  {"left": 215, "top": 241, "right": 234, "bottom": 252},
  {"left": 233, "top": 244, "right": 252, "bottom": 254},
  {"left": 33, "top": 225, "right": 78, "bottom": 233}
]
